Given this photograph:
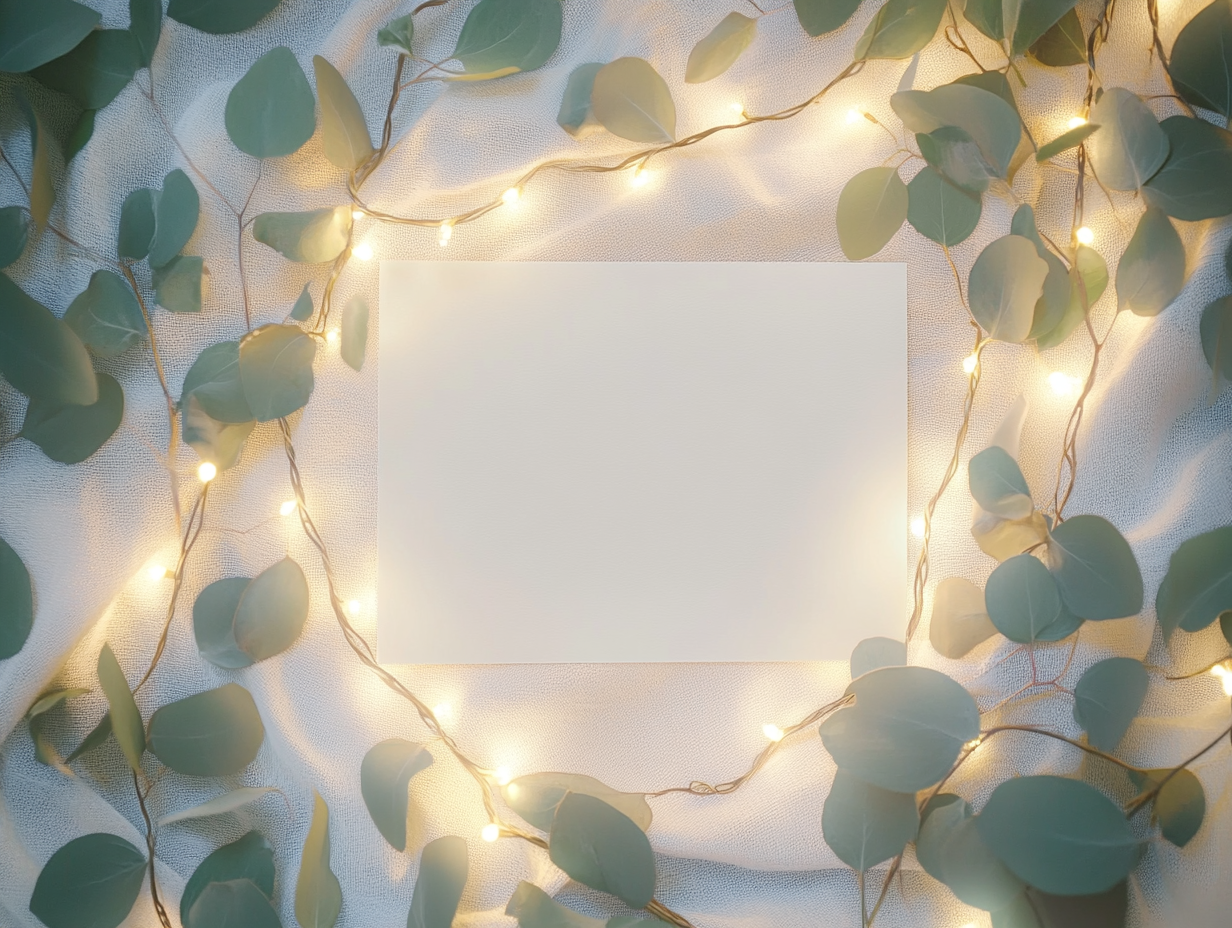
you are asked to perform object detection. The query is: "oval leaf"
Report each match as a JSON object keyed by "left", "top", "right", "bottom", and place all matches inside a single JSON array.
[
  {"left": 968, "top": 235, "right": 1049, "bottom": 343},
  {"left": 1115, "top": 207, "right": 1184, "bottom": 316},
  {"left": 985, "top": 554, "right": 1076, "bottom": 644},
  {"left": 1037, "top": 244, "right": 1107, "bottom": 351},
  {"left": 837, "top": 166, "right": 908, "bottom": 260},
  {"left": 183, "top": 396, "right": 255, "bottom": 471},
  {"left": 378, "top": 14, "right": 415, "bottom": 54},
  {"left": 892, "top": 84, "right": 1021, "bottom": 177},
  {"left": 290, "top": 282, "right": 314, "bottom": 322},
  {"left": 96, "top": 642, "right": 144, "bottom": 771},
  {"left": 1073, "top": 657, "right": 1148, "bottom": 752},
  {"left": 239, "top": 323, "right": 317, "bottom": 422},
  {"left": 549, "top": 792, "right": 655, "bottom": 908},
  {"left": 1029, "top": 7, "right": 1086, "bottom": 67},
  {"left": 1170, "top": 0, "right": 1232, "bottom": 119},
  {"left": 160, "top": 786, "right": 279, "bottom": 826},
  {"left": 183, "top": 340, "right": 253, "bottom": 423},
  {"left": 557, "top": 62, "right": 603, "bottom": 138},
  {"left": 685, "top": 12, "right": 757, "bottom": 83},
  {"left": 503, "top": 772, "right": 653, "bottom": 833},
  {"left": 168, "top": 0, "right": 281, "bottom": 34},
  {"left": 906, "top": 166, "right": 981, "bottom": 246},
  {"left": 29, "top": 833, "right": 146, "bottom": 928},
  {"left": 341, "top": 295, "right": 368, "bottom": 372},
  {"left": 32, "top": 30, "right": 140, "bottom": 110},
  {"left": 855, "top": 0, "right": 948, "bottom": 59},
  {"left": 153, "top": 255, "right": 206, "bottom": 314},
  {"left": 187, "top": 878, "right": 281, "bottom": 928},
  {"left": 253, "top": 207, "right": 352, "bottom": 263},
  {"left": 408, "top": 836, "right": 468, "bottom": 928},
  {"left": 794, "top": 0, "right": 863, "bottom": 36},
  {"left": 0, "top": 205, "right": 30, "bottom": 269},
  {"left": 1201, "top": 296, "right": 1232, "bottom": 396},
  {"left": 314, "top": 56, "right": 374, "bottom": 172},
  {"left": 506, "top": 882, "right": 605, "bottom": 928},
  {"left": 149, "top": 169, "right": 200, "bottom": 269},
  {"left": 1142, "top": 114, "right": 1232, "bottom": 220},
  {"left": 452, "top": 0, "right": 562, "bottom": 76},
  {"left": 1046, "top": 514, "right": 1143, "bottom": 620},
  {"left": 850, "top": 637, "right": 907, "bottom": 678},
  {"left": 929, "top": 576, "right": 996, "bottom": 658},
  {"left": 0, "top": 535, "right": 35, "bottom": 660},
  {"left": 360, "top": 738, "right": 434, "bottom": 851},
  {"left": 0, "top": 272, "right": 98, "bottom": 407},
  {"left": 1036, "top": 122, "right": 1099, "bottom": 162},
  {"left": 225, "top": 46, "right": 316, "bottom": 159},
  {"left": 918, "top": 800, "right": 1024, "bottom": 911},
  {"left": 591, "top": 57, "right": 676, "bottom": 143},
  {"left": 192, "top": 576, "right": 254, "bottom": 669},
  {"left": 821, "top": 768, "right": 918, "bottom": 871},
  {"left": 296, "top": 791, "right": 342, "bottom": 928},
  {"left": 232, "top": 556, "right": 309, "bottom": 662},
  {"left": 1159, "top": 525, "right": 1232, "bottom": 637},
  {"left": 181, "top": 831, "right": 276, "bottom": 928},
  {"left": 0, "top": 0, "right": 101, "bottom": 72},
  {"left": 147, "top": 682, "right": 265, "bottom": 776},
  {"left": 969, "top": 445, "right": 1032, "bottom": 519},
  {"left": 1132, "top": 768, "right": 1205, "bottom": 848},
  {"left": 22, "top": 372, "right": 125, "bottom": 464},
  {"left": 65, "top": 270, "right": 145, "bottom": 358},
  {"left": 118, "top": 188, "right": 156, "bottom": 261},
  {"left": 1086, "top": 87, "right": 1168, "bottom": 191},
  {"left": 18, "top": 94, "right": 56, "bottom": 229}
]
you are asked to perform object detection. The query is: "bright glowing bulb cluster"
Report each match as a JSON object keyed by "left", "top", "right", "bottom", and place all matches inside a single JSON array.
[
  {"left": 481, "top": 823, "right": 500, "bottom": 842},
  {"left": 1048, "top": 371, "right": 1082, "bottom": 397},
  {"left": 1211, "top": 663, "right": 1232, "bottom": 696},
  {"left": 762, "top": 723, "right": 785, "bottom": 742},
  {"left": 1075, "top": 226, "right": 1095, "bottom": 245},
  {"left": 197, "top": 462, "right": 217, "bottom": 483},
  {"left": 438, "top": 222, "right": 454, "bottom": 246},
  {"left": 962, "top": 353, "right": 979, "bottom": 375},
  {"left": 502, "top": 187, "right": 521, "bottom": 205},
  {"left": 1067, "top": 116, "right": 1088, "bottom": 129},
  {"left": 145, "top": 564, "right": 168, "bottom": 582},
  {"left": 352, "top": 242, "right": 374, "bottom": 261},
  {"left": 280, "top": 499, "right": 298, "bottom": 516},
  {"left": 910, "top": 516, "right": 926, "bottom": 538}
]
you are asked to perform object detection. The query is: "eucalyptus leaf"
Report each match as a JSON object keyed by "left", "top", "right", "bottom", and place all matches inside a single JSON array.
[
  {"left": 452, "top": 0, "right": 562, "bottom": 76},
  {"left": 506, "top": 882, "right": 605, "bottom": 928},
  {"left": 341, "top": 295, "right": 368, "bottom": 371},
  {"left": 29, "top": 833, "right": 146, "bottom": 928},
  {"left": 360, "top": 738, "right": 434, "bottom": 851},
  {"left": 969, "top": 445, "right": 1032, "bottom": 519},
  {"left": 28, "top": 686, "right": 89, "bottom": 719},
  {"left": 1047, "top": 515, "right": 1143, "bottom": 621},
  {"left": 193, "top": 576, "right": 254, "bottom": 669},
  {"left": 1130, "top": 768, "right": 1205, "bottom": 848},
  {"left": 22, "top": 372, "right": 125, "bottom": 464},
  {"left": 1115, "top": 207, "right": 1183, "bottom": 316},
  {"left": 918, "top": 800, "right": 1024, "bottom": 911},
  {"left": 1036, "top": 249, "right": 1076, "bottom": 334},
  {"left": 1155, "top": 524, "right": 1232, "bottom": 636},
  {"left": 686, "top": 12, "right": 757, "bottom": 84},
  {"left": 32, "top": 30, "right": 141, "bottom": 110},
  {"left": 65, "top": 109, "right": 96, "bottom": 161},
  {"left": 408, "top": 836, "right": 467, "bottom": 928},
  {"left": 591, "top": 58, "right": 676, "bottom": 143},
  {"left": 1073, "top": 657, "right": 1148, "bottom": 751},
  {"left": 1037, "top": 245, "right": 1106, "bottom": 351},
  {"left": 850, "top": 637, "right": 906, "bottom": 678},
  {"left": 1169, "top": 0, "right": 1232, "bottom": 118},
  {"left": 183, "top": 396, "right": 255, "bottom": 471},
  {"left": 917, "top": 125, "right": 995, "bottom": 194},
  {"left": 985, "top": 554, "right": 1076, "bottom": 644},
  {"left": 1005, "top": 0, "right": 1078, "bottom": 57},
  {"left": 0, "top": 206, "right": 31, "bottom": 269},
  {"left": 160, "top": 787, "right": 280, "bottom": 826},
  {"left": 147, "top": 683, "right": 265, "bottom": 776},
  {"left": 233, "top": 556, "right": 309, "bottom": 662},
  {"left": 153, "top": 255, "right": 205, "bottom": 314},
  {"left": 1022, "top": 882, "right": 1129, "bottom": 928},
  {"left": 1029, "top": 7, "right": 1085, "bottom": 67},
  {"left": 118, "top": 188, "right": 157, "bottom": 260},
  {"left": 906, "top": 166, "right": 981, "bottom": 246},
  {"left": 296, "top": 791, "right": 342, "bottom": 928},
  {"left": 130, "top": 0, "right": 162, "bottom": 68},
  {"left": 239, "top": 323, "right": 317, "bottom": 421},
  {"left": 187, "top": 878, "right": 281, "bottom": 928},
  {"left": 0, "top": 0, "right": 100, "bottom": 72},
  {"left": 557, "top": 63, "right": 603, "bottom": 138},
  {"left": 502, "top": 772, "right": 653, "bottom": 832},
  {"left": 181, "top": 831, "right": 276, "bottom": 928},
  {"left": 1036, "top": 122, "right": 1099, "bottom": 162},
  {"left": 892, "top": 84, "right": 1021, "bottom": 178},
  {"left": 290, "top": 282, "right": 314, "bottom": 322},
  {"left": 95, "top": 643, "right": 144, "bottom": 772},
  {"left": 794, "top": 0, "right": 863, "bottom": 35},
  {"left": 149, "top": 169, "right": 200, "bottom": 268},
  {"left": 1086, "top": 88, "right": 1168, "bottom": 191},
  {"left": 314, "top": 56, "right": 374, "bottom": 172},
  {"left": 915, "top": 795, "right": 969, "bottom": 881},
  {"left": 930, "top": 576, "right": 997, "bottom": 658},
  {"left": 837, "top": 166, "right": 908, "bottom": 260},
  {"left": 0, "top": 536, "right": 34, "bottom": 661},
  {"left": 977, "top": 776, "right": 1139, "bottom": 896},
  {"left": 548, "top": 792, "right": 655, "bottom": 908},
  {"left": 17, "top": 94, "right": 56, "bottom": 230},
  {"left": 183, "top": 340, "right": 253, "bottom": 423},
  {"left": 855, "top": 0, "right": 948, "bottom": 60},
  {"left": 968, "top": 235, "right": 1049, "bottom": 343},
  {"left": 378, "top": 14, "right": 415, "bottom": 54},
  {"left": 168, "top": 0, "right": 282, "bottom": 35},
  {"left": 65, "top": 270, "right": 145, "bottom": 358},
  {"left": 1142, "top": 114, "right": 1232, "bottom": 220},
  {"left": 1201, "top": 296, "right": 1232, "bottom": 398},
  {"left": 253, "top": 207, "right": 352, "bottom": 263},
  {"left": 821, "top": 768, "right": 918, "bottom": 870},
  {"left": 963, "top": 0, "right": 1003, "bottom": 42},
  {"left": 819, "top": 665, "right": 979, "bottom": 792},
  {"left": 65, "top": 713, "right": 113, "bottom": 763},
  {"left": 225, "top": 46, "right": 316, "bottom": 159}
]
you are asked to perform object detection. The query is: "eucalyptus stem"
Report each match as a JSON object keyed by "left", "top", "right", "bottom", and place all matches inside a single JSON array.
[{"left": 133, "top": 772, "right": 172, "bottom": 928}]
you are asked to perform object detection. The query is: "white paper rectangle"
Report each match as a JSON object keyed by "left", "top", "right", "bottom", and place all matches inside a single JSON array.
[{"left": 378, "top": 262, "right": 906, "bottom": 663}]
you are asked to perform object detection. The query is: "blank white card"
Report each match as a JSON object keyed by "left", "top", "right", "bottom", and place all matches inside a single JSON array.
[{"left": 377, "top": 262, "right": 906, "bottom": 663}]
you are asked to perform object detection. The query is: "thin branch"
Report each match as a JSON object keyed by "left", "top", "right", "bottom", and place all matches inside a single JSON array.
[{"left": 133, "top": 772, "right": 172, "bottom": 928}]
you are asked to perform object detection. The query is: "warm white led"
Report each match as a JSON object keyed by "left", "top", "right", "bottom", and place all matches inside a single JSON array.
[
  {"left": 481, "top": 823, "right": 500, "bottom": 842},
  {"left": 910, "top": 516, "right": 926, "bottom": 538},
  {"left": 280, "top": 499, "right": 298, "bottom": 516},
  {"left": 730, "top": 102, "right": 746, "bottom": 118},
  {"left": 502, "top": 187, "right": 520, "bottom": 205},
  {"left": 352, "top": 209, "right": 365, "bottom": 220},
  {"left": 433, "top": 702, "right": 452, "bottom": 721},
  {"left": 352, "top": 242, "right": 374, "bottom": 260},
  {"left": 846, "top": 107, "right": 862, "bottom": 124},
  {"left": 1048, "top": 371, "right": 1082, "bottom": 397},
  {"left": 1212, "top": 663, "right": 1232, "bottom": 696},
  {"left": 962, "top": 353, "right": 978, "bottom": 375},
  {"left": 346, "top": 599, "right": 362, "bottom": 616},
  {"left": 762, "top": 723, "right": 785, "bottom": 742},
  {"left": 197, "top": 462, "right": 217, "bottom": 483},
  {"left": 1067, "top": 116, "right": 1088, "bottom": 129},
  {"left": 145, "top": 564, "right": 168, "bottom": 582},
  {"left": 963, "top": 737, "right": 983, "bottom": 751},
  {"left": 494, "top": 765, "right": 513, "bottom": 786},
  {"left": 630, "top": 164, "right": 651, "bottom": 188},
  {"left": 326, "top": 328, "right": 340, "bottom": 344},
  {"left": 438, "top": 222, "right": 454, "bottom": 246},
  {"left": 1075, "top": 226, "right": 1095, "bottom": 245}
]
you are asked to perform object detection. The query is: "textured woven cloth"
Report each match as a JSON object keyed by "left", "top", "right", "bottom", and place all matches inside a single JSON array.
[{"left": 1, "top": 0, "right": 1231, "bottom": 926}]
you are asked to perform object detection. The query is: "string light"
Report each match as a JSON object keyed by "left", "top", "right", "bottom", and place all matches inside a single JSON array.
[
  {"left": 481, "top": 823, "right": 500, "bottom": 842},
  {"left": 494, "top": 765, "right": 513, "bottom": 786},
  {"left": 1075, "top": 226, "right": 1095, "bottom": 245},
  {"left": 762, "top": 723, "right": 785, "bottom": 742},
  {"left": 326, "top": 328, "right": 340, "bottom": 344},
  {"left": 144, "top": 564, "right": 168, "bottom": 582},
  {"left": 962, "top": 353, "right": 979, "bottom": 375},
  {"left": 501, "top": 187, "right": 521, "bottom": 206},
  {"left": 197, "top": 462, "right": 217, "bottom": 483},
  {"left": 346, "top": 599, "right": 362, "bottom": 616},
  {"left": 730, "top": 102, "right": 747, "bottom": 120},
  {"left": 351, "top": 209, "right": 365, "bottom": 220},
  {"left": 910, "top": 516, "right": 926, "bottom": 538},
  {"left": 845, "top": 107, "right": 863, "bottom": 124},
  {"left": 1211, "top": 663, "right": 1232, "bottom": 696},
  {"left": 352, "top": 242, "right": 374, "bottom": 260},
  {"left": 963, "top": 737, "right": 983, "bottom": 751},
  {"left": 630, "top": 163, "right": 651, "bottom": 188},
  {"left": 433, "top": 702, "right": 452, "bottom": 721},
  {"left": 1067, "top": 116, "right": 1088, "bottom": 129},
  {"left": 280, "top": 499, "right": 298, "bottom": 516},
  {"left": 438, "top": 221, "right": 453, "bottom": 246},
  {"left": 1048, "top": 371, "right": 1082, "bottom": 397}
]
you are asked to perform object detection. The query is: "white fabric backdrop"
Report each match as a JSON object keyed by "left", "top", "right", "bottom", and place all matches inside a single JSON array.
[{"left": 1, "top": 0, "right": 1231, "bottom": 925}]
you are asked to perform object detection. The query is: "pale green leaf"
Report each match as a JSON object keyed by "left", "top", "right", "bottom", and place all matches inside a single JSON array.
[
  {"left": 969, "top": 445, "right": 1032, "bottom": 519},
  {"left": 964, "top": 0, "right": 1003, "bottom": 39},
  {"left": 64, "top": 270, "right": 145, "bottom": 358},
  {"left": 1086, "top": 87, "right": 1168, "bottom": 191},
  {"left": 290, "top": 282, "right": 314, "bottom": 322},
  {"left": 0, "top": 206, "right": 30, "bottom": 269},
  {"left": 233, "top": 557, "right": 309, "bottom": 661},
  {"left": 549, "top": 793, "right": 655, "bottom": 908},
  {"left": 183, "top": 340, "right": 253, "bottom": 423},
  {"left": 118, "top": 188, "right": 156, "bottom": 260},
  {"left": 168, "top": 0, "right": 281, "bottom": 35},
  {"left": 192, "top": 576, "right": 254, "bottom": 668},
  {"left": 378, "top": 14, "right": 414, "bottom": 54},
  {"left": 917, "top": 125, "right": 995, "bottom": 193},
  {"left": 181, "top": 831, "right": 275, "bottom": 928},
  {"left": 916, "top": 794, "right": 968, "bottom": 879},
  {"left": 968, "top": 235, "right": 1048, "bottom": 342},
  {"left": 22, "top": 372, "right": 125, "bottom": 464},
  {"left": 1028, "top": 7, "right": 1085, "bottom": 66},
  {"left": 855, "top": 0, "right": 948, "bottom": 59},
  {"left": 1035, "top": 122, "right": 1099, "bottom": 161},
  {"left": 253, "top": 207, "right": 352, "bottom": 263},
  {"left": 821, "top": 768, "right": 918, "bottom": 871},
  {"left": 130, "top": 0, "right": 162, "bottom": 68},
  {"left": 850, "top": 637, "right": 906, "bottom": 678},
  {"left": 929, "top": 576, "right": 996, "bottom": 658},
  {"left": 341, "top": 295, "right": 368, "bottom": 371},
  {"left": 28, "top": 687, "right": 89, "bottom": 719},
  {"left": 502, "top": 772, "right": 653, "bottom": 832},
  {"left": 361, "top": 739, "right": 433, "bottom": 851},
  {"left": 506, "top": 882, "right": 605, "bottom": 928},
  {"left": 0, "top": 0, "right": 100, "bottom": 72},
  {"left": 1115, "top": 207, "right": 1184, "bottom": 316},
  {"left": 239, "top": 323, "right": 317, "bottom": 421},
  {"left": 685, "top": 12, "right": 757, "bottom": 84},
  {"left": 0, "top": 536, "right": 34, "bottom": 660},
  {"left": 1036, "top": 244, "right": 1107, "bottom": 351},
  {"left": 1169, "top": 0, "right": 1232, "bottom": 118},
  {"left": 96, "top": 643, "right": 144, "bottom": 772},
  {"left": 149, "top": 169, "right": 200, "bottom": 268},
  {"left": 183, "top": 396, "right": 254, "bottom": 471},
  {"left": 1047, "top": 515, "right": 1143, "bottom": 620},
  {"left": 32, "top": 30, "right": 140, "bottom": 110},
  {"left": 1142, "top": 114, "right": 1232, "bottom": 220},
  {"left": 591, "top": 57, "right": 676, "bottom": 143},
  {"left": 160, "top": 787, "right": 279, "bottom": 826},
  {"left": 1006, "top": 0, "right": 1078, "bottom": 57},
  {"left": 1130, "top": 768, "right": 1205, "bottom": 848},
  {"left": 187, "top": 878, "right": 281, "bottom": 928},
  {"left": 29, "top": 834, "right": 146, "bottom": 928},
  {"left": 1156, "top": 525, "right": 1232, "bottom": 636},
  {"left": 836, "top": 166, "right": 908, "bottom": 260},
  {"left": 557, "top": 62, "right": 603, "bottom": 138},
  {"left": 794, "top": 0, "right": 863, "bottom": 36},
  {"left": 906, "top": 166, "right": 981, "bottom": 246},
  {"left": 892, "top": 83, "right": 1021, "bottom": 177},
  {"left": 18, "top": 93, "right": 56, "bottom": 230},
  {"left": 1201, "top": 296, "right": 1232, "bottom": 399},
  {"left": 314, "top": 56, "right": 374, "bottom": 172},
  {"left": 225, "top": 46, "right": 316, "bottom": 159},
  {"left": 993, "top": 884, "right": 1128, "bottom": 928},
  {"left": 986, "top": 554, "right": 1080, "bottom": 644},
  {"left": 153, "top": 255, "right": 206, "bottom": 314},
  {"left": 1073, "top": 657, "right": 1148, "bottom": 751},
  {"left": 65, "top": 713, "right": 112, "bottom": 763},
  {"left": 147, "top": 683, "right": 265, "bottom": 776},
  {"left": 408, "top": 836, "right": 468, "bottom": 928},
  {"left": 918, "top": 800, "right": 1024, "bottom": 911},
  {"left": 296, "top": 791, "right": 342, "bottom": 928},
  {"left": 452, "top": 0, "right": 561, "bottom": 76}
]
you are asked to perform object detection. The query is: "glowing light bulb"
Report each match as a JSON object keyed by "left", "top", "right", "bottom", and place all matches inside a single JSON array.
[
  {"left": 481, "top": 823, "right": 500, "bottom": 842},
  {"left": 433, "top": 702, "right": 452, "bottom": 721},
  {"left": 846, "top": 107, "right": 862, "bottom": 124},
  {"left": 762, "top": 723, "right": 785, "bottom": 742},
  {"left": 352, "top": 209, "right": 365, "bottom": 220},
  {"left": 963, "top": 737, "right": 983, "bottom": 751},
  {"left": 730, "top": 102, "right": 746, "bottom": 119},
  {"left": 962, "top": 353, "right": 979, "bottom": 375},
  {"left": 910, "top": 516, "right": 926, "bottom": 538},
  {"left": 346, "top": 599, "right": 362, "bottom": 616},
  {"left": 1067, "top": 116, "right": 1088, "bottom": 130},
  {"left": 1075, "top": 226, "right": 1095, "bottom": 245},
  {"left": 325, "top": 328, "right": 340, "bottom": 345},
  {"left": 352, "top": 242, "right": 374, "bottom": 261},
  {"left": 197, "top": 462, "right": 217, "bottom": 483},
  {"left": 1212, "top": 663, "right": 1232, "bottom": 695},
  {"left": 145, "top": 564, "right": 168, "bottom": 582},
  {"left": 630, "top": 164, "right": 651, "bottom": 188},
  {"left": 494, "top": 765, "right": 513, "bottom": 786},
  {"left": 438, "top": 222, "right": 453, "bottom": 247},
  {"left": 280, "top": 499, "right": 298, "bottom": 516},
  {"left": 502, "top": 187, "right": 521, "bottom": 205},
  {"left": 1048, "top": 371, "right": 1082, "bottom": 397}
]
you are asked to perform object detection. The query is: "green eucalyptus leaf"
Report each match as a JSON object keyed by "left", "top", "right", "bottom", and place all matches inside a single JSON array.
[
  {"left": 557, "top": 62, "right": 603, "bottom": 138},
  {"left": 408, "top": 836, "right": 468, "bottom": 928},
  {"left": 1037, "top": 245, "right": 1106, "bottom": 351},
  {"left": 850, "top": 637, "right": 906, "bottom": 678},
  {"left": 977, "top": 776, "right": 1139, "bottom": 896},
  {"left": 1156, "top": 525, "right": 1232, "bottom": 636},
  {"left": 130, "top": 0, "right": 162, "bottom": 68},
  {"left": 968, "top": 235, "right": 1049, "bottom": 343},
  {"left": 606, "top": 920, "right": 672, "bottom": 928},
  {"left": 17, "top": 94, "right": 56, "bottom": 230},
  {"left": 192, "top": 576, "right": 254, "bottom": 669},
  {"left": 821, "top": 768, "right": 918, "bottom": 870},
  {"left": 187, "top": 878, "right": 281, "bottom": 928},
  {"left": 1036, "top": 122, "right": 1099, "bottom": 162},
  {"left": 160, "top": 786, "right": 279, "bottom": 826},
  {"left": 549, "top": 792, "right": 655, "bottom": 908},
  {"left": 0, "top": 206, "right": 31, "bottom": 269},
  {"left": 1130, "top": 768, "right": 1205, "bottom": 848},
  {"left": 22, "top": 372, "right": 124, "bottom": 464},
  {"left": 819, "top": 665, "right": 979, "bottom": 792},
  {"left": 314, "top": 56, "right": 374, "bottom": 172},
  {"left": 506, "top": 882, "right": 605, "bottom": 928},
  {"left": 183, "top": 397, "right": 254, "bottom": 471},
  {"left": 1038, "top": 261, "right": 1077, "bottom": 332},
  {"left": 1023, "top": 882, "right": 1129, "bottom": 928},
  {"left": 29, "top": 834, "right": 146, "bottom": 928},
  {"left": 1169, "top": 0, "right": 1232, "bottom": 118},
  {"left": 1142, "top": 114, "right": 1232, "bottom": 220},
  {"left": 917, "top": 125, "right": 994, "bottom": 194},
  {"left": 1200, "top": 296, "right": 1232, "bottom": 397},
  {"left": 963, "top": 0, "right": 1002, "bottom": 40},
  {"left": 181, "top": 831, "right": 276, "bottom": 928},
  {"left": 591, "top": 57, "right": 676, "bottom": 143},
  {"left": 341, "top": 295, "right": 368, "bottom": 372},
  {"left": 225, "top": 46, "right": 316, "bottom": 159},
  {"left": 290, "top": 282, "right": 314, "bottom": 322},
  {"left": 32, "top": 30, "right": 141, "bottom": 110},
  {"left": 930, "top": 576, "right": 996, "bottom": 658},
  {"left": 969, "top": 445, "right": 1032, "bottom": 519},
  {"left": 378, "top": 14, "right": 414, "bottom": 54},
  {"left": 153, "top": 255, "right": 206, "bottom": 314},
  {"left": 685, "top": 12, "right": 757, "bottom": 83},
  {"left": 168, "top": 0, "right": 281, "bottom": 35},
  {"left": 915, "top": 796, "right": 969, "bottom": 880},
  {"left": 0, "top": 536, "right": 34, "bottom": 660},
  {"left": 893, "top": 84, "right": 1020, "bottom": 177},
  {"left": 183, "top": 341, "right": 253, "bottom": 423},
  {"left": 64, "top": 270, "right": 145, "bottom": 358},
  {"left": 232, "top": 557, "right": 309, "bottom": 661},
  {"left": 253, "top": 207, "right": 352, "bottom": 263},
  {"left": 65, "top": 109, "right": 96, "bottom": 161},
  {"left": 502, "top": 772, "right": 653, "bottom": 832},
  {"left": 1005, "top": 0, "right": 1078, "bottom": 57},
  {"left": 96, "top": 643, "right": 144, "bottom": 772},
  {"left": 65, "top": 713, "right": 113, "bottom": 763},
  {"left": 1115, "top": 207, "right": 1184, "bottom": 316},
  {"left": 985, "top": 554, "right": 1077, "bottom": 644},
  {"left": 149, "top": 169, "right": 200, "bottom": 268},
  {"left": 794, "top": 0, "right": 863, "bottom": 35},
  {"left": 836, "top": 166, "right": 908, "bottom": 260},
  {"left": 452, "top": 0, "right": 561, "bottom": 76},
  {"left": 918, "top": 800, "right": 1024, "bottom": 911},
  {"left": 239, "top": 323, "right": 317, "bottom": 421},
  {"left": 147, "top": 683, "right": 265, "bottom": 776},
  {"left": 296, "top": 791, "right": 342, "bottom": 928},
  {"left": 28, "top": 686, "right": 89, "bottom": 719},
  {"left": 1073, "top": 657, "right": 1148, "bottom": 751},
  {"left": 1029, "top": 8, "right": 1086, "bottom": 67},
  {"left": 1086, "top": 87, "right": 1168, "bottom": 191},
  {"left": 361, "top": 738, "right": 434, "bottom": 851},
  {"left": 1047, "top": 515, "right": 1143, "bottom": 620},
  {"left": 118, "top": 188, "right": 157, "bottom": 260},
  {"left": 0, "top": 0, "right": 100, "bottom": 72},
  {"left": 855, "top": 0, "right": 948, "bottom": 60},
  {"left": 906, "top": 166, "right": 981, "bottom": 246}
]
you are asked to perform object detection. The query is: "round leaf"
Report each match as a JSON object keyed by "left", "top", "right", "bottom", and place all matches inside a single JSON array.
[
  {"left": 1132, "top": 768, "right": 1205, "bottom": 848},
  {"left": 821, "top": 768, "right": 918, "bottom": 871},
  {"left": 0, "top": 272, "right": 98, "bottom": 407},
  {"left": 502, "top": 772, "right": 653, "bottom": 833},
  {"left": 360, "top": 738, "right": 434, "bottom": 851},
  {"left": 183, "top": 396, "right": 255, "bottom": 471},
  {"left": 854, "top": 0, "right": 948, "bottom": 60},
  {"left": 225, "top": 46, "right": 316, "bottom": 159},
  {"left": 1005, "top": 0, "right": 1080, "bottom": 57},
  {"left": 506, "top": 882, "right": 605, "bottom": 928},
  {"left": 29, "top": 833, "right": 146, "bottom": 928},
  {"left": 452, "top": 0, "right": 562, "bottom": 76},
  {"left": 253, "top": 207, "right": 352, "bottom": 263},
  {"left": 0, "top": 536, "right": 34, "bottom": 660},
  {"left": 64, "top": 270, "right": 145, "bottom": 358},
  {"left": 1169, "top": 0, "right": 1232, "bottom": 119},
  {"left": 183, "top": 341, "right": 253, "bottom": 423},
  {"left": 968, "top": 235, "right": 1049, "bottom": 343},
  {"left": 915, "top": 796, "right": 969, "bottom": 880},
  {"left": 232, "top": 556, "right": 309, "bottom": 662},
  {"left": 1086, "top": 87, "right": 1168, "bottom": 191},
  {"left": 1046, "top": 515, "right": 1143, "bottom": 620},
  {"left": 187, "top": 878, "right": 281, "bottom": 928},
  {"left": 1115, "top": 207, "right": 1184, "bottom": 316},
  {"left": 557, "top": 62, "right": 602, "bottom": 138},
  {"left": 977, "top": 776, "right": 1139, "bottom": 896},
  {"left": 906, "top": 166, "right": 981, "bottom": 246},
  {"left": 1037, "top": 244, "right": 1107, "bottom": 351},
  {"left": 181, "top": 831, "right": 275, "bottom": 928},
  {"left": 837, "top": 166, "right": 908, "bottom": 260},
  {"left": 1073, "top": 657, "right": 1148, "bottom": 752},
  {"left": 591, "top": 57, "right": 676, "bottom": 143},
  {"left": 32, "top": 30, "right": 140, "bottom": 110},
  {"left": 685, "top": 12, "right": 757, "bottom": 84},
  {"left": 985, "top": 554, "right": 1073, "bottom": 644},
  {"left": 1029, "top": 8, "right": 1086, "bottom": 67},
  {"left": 314, "top": 56, "right": 374, "bottom": 172},
  {"left": 239, "top": 323, "right": 317, "bottom": 421},
  {"left": 341, "top": 295, "right": 368, "bottom": 372},
  {"left": 152, "top": 256, "right": 205, "bottom": 314},
  {"left": 0, "top": 0, "right": 101, "bottom": 72},
  {"left": 1157, "top": 524, "right": 1232, "bottom": 635},
  {"left": 1142, "top": 114, "right": 1232, "bottom": 220},
  {"left": 192, "top": 577, "right": 254, "bottom": 669},
  {"left": 295, "top": 791, "right": 342, "bottom": 928},
  {"left": 149, "top": 169, "right": 200, "bottom": 269},
  {"left": 819, "top": 665, "right": 980, "bottom": 792},
  {"left": 849, "top": 636, "right": 907, "bottom": 678},
  {"left": 892, "top": 84, "right": 1021, "bottom": 177},
  {"left": 0, "top": 205, "right": 31, "bottom": 268},
  {"left": 408, "top": 836, "right": 468, "bottom": 928},
  {"left": 147, "top": 682, "right": 265, "bottom": 776},
  {"left": 918, "top": 801, "right": 1024, "bottom": 911},
  {"left": 118, "top": 188, "right": 156, "bottom": 261},
  {"left": 794, "top": 0, "right": 863, "bottom": 36},
  {"left": 378, "top": 14, "right": 414, "bottom": 54},
  {"left": 168, "top": 0, "right": 281, "bottom": 35},
  {"left": 969, "top": 445, "right": 1032, "bottom": 519},
  {"left": 929, "top": 576, "right": 996, "bottom": 658},
  {"left": 549, "top": 792, "right": 655, "bottom": 908},
  {"left": 23, "top": 372, "right": 124, "bottom": 464}
]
